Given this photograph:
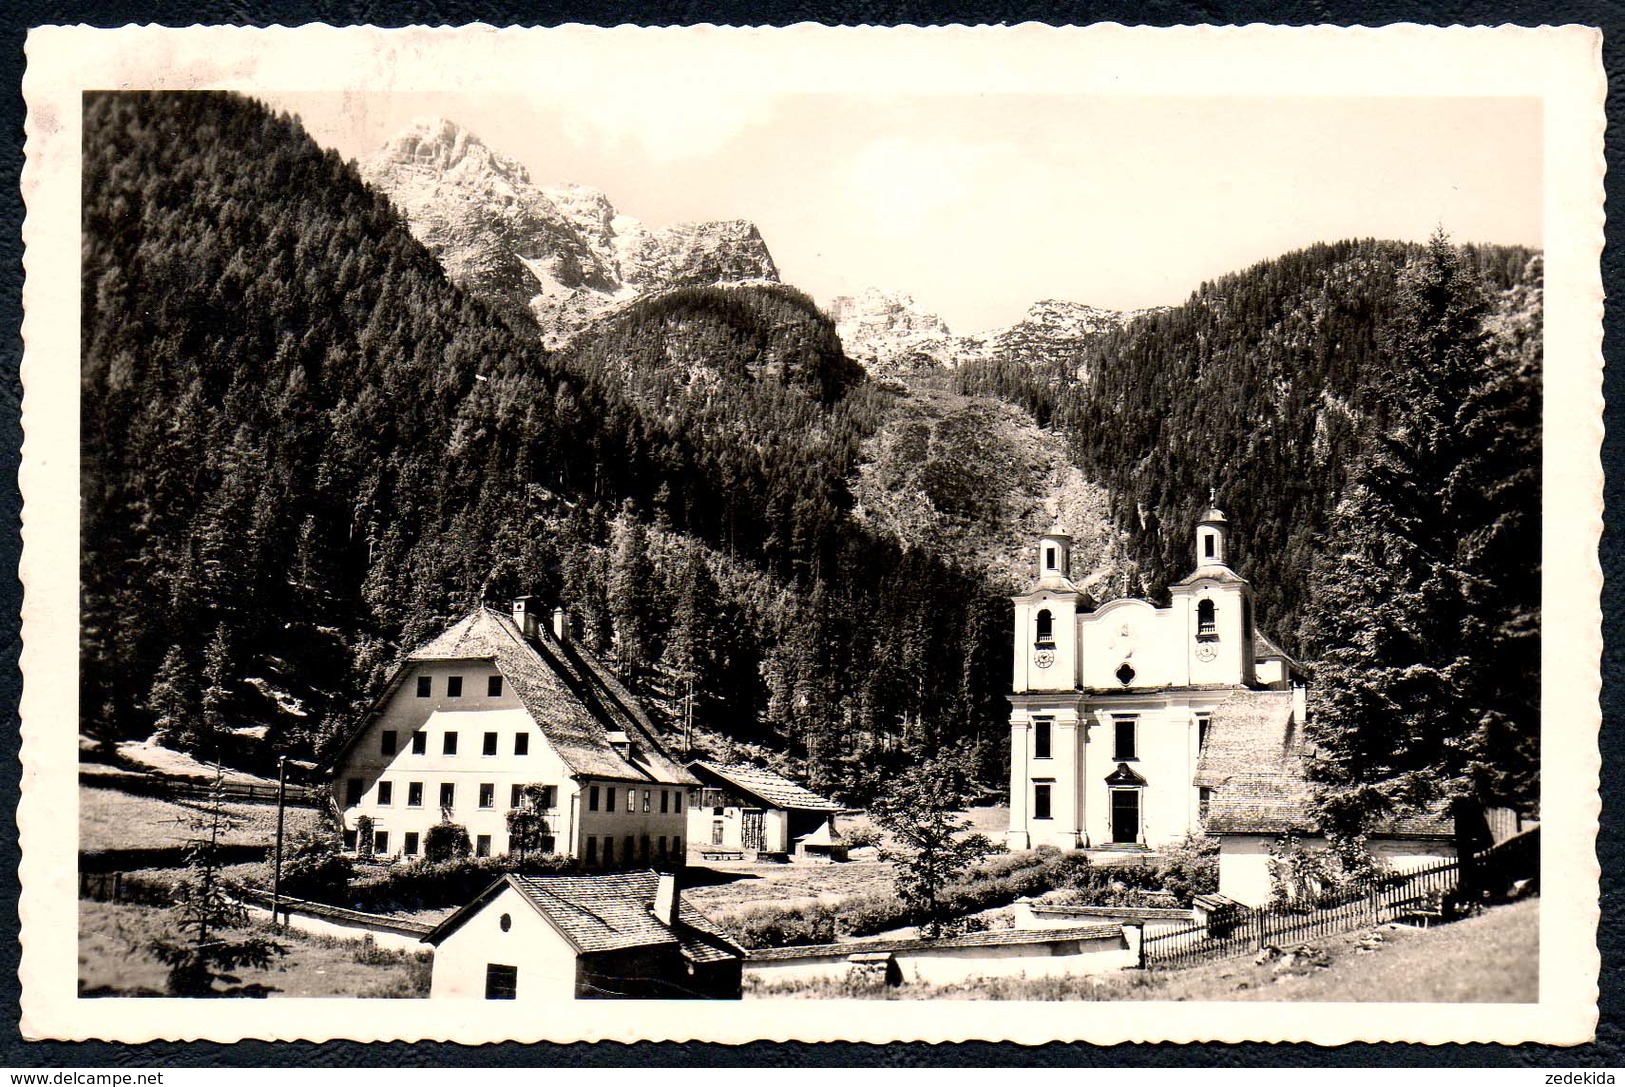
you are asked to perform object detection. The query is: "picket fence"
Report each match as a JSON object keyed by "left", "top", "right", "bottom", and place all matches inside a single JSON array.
[{"left": 1140, "top": 827, "right": 1538, "bottom": 970}]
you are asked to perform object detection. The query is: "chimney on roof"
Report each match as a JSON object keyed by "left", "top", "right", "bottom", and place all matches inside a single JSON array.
[
  {"left": 553, "top": 606, "right": 569, "bottom": 642},
  {"left": 654, "top": 871, "right": 679, "bottom": 927},
  {"left": 512, "top": 596, "right": 539, "bottom": 640}
]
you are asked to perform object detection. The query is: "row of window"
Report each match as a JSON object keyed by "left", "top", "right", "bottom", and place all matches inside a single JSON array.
[
  {"left": 346, "top": 828, "right": 542, "bottom": 858},
  {"left": 582, "top": 833, "right": 682, "bottom": 866},
  {"left": 584, "top": 784, "right": 683, "bottom": 815},
  {"left": 416, "top": 674, "right": 503, "bottom": 699},
  {"left": 1029, "top": 782, "right": 1215, "bottom": 822},
  {"left": 1034, "top": 601, "right": 1226, "bottom": 644},
  {"left": 379, "top": 730, "right": 531, "bottom": 757},
  {"left": 1030, "top": 714, "right": 1212, "bottom": 762},
  {"left": 345, "top": 779, "right": 558, "bottom": 811}
]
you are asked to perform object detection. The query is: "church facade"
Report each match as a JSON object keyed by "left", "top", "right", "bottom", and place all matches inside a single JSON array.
[{"left": 1006, "top": 505, "right": 1305, "bottom": 851}]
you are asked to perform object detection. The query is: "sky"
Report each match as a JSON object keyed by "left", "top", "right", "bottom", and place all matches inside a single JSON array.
[{"left": 266, "top": 90, "right": 1542, "bottom": 335}]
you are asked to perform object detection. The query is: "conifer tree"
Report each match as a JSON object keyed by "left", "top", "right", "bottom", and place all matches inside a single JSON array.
[
  {"left": 608, "top": 500, "right": 655, "bottom": 678},
  {"left": 1300, "top": 231, "right": 1534, "bottom": 833}
]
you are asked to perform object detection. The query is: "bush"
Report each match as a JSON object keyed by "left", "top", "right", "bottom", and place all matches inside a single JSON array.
[
  {"left": 424, "top": 821, "right": 471, "bottom": 863},
  {"left": 842, "top": 824, "right": 883, "bottom": 850},
  {"left": 1153, "top": 833, "right": 1220, "bottom": 904},
  {"left": 276, "top": 829, "right": 353, "bottom": 900},
  {"left": 345, "top": 853, "right": 577, "bottom": 913},
  {"left": 729, "top": 901, "right": 840, "bottom": 949},
  {"left": 354, "top": 815, "right": 375, "bottom": 860}
]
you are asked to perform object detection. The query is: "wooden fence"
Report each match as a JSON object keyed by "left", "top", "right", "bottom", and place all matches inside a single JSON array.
[
  {"left": 1141, "top": 827, "right": 1538, "bottom": 971},
  {"left": 78, "top": 870, "right": 175, "bottom": 906},
  {"left": 82, "top": 769, "right": 324, "bottom": 807}
]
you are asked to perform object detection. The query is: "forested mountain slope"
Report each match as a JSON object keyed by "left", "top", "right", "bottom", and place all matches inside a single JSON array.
[
  {"left": 80, "top": 91, "right": 1013, "bottom": 798},
  {"left": 955, "top": 239, "right": 1542, "bottom": 655}
]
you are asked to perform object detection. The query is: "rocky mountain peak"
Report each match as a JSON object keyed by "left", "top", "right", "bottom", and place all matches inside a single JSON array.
[{"left": 361, "top": 119, "right": 779, "bottom": 345}]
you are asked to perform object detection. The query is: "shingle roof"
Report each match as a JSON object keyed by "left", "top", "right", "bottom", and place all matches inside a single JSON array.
[
  {"left": 424, "top": 872, "right": 742, "bottom": 961},
  {"left": 1172, "top": 563, "right": 1248, "bottom": 587},
  {"left": 689, "top": 761, "right": 844, "bottom": 813},
  {"left": 338, "top": 606, "right": 694, "bottom": 785},
  {"left": 1196, "top": 689, "right": 1453, "bottom": 838},
  {"left": 744, "top": 923, "right": 1123, "bottom": 961}
]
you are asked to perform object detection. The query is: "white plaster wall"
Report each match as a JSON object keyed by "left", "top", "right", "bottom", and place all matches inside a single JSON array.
[
  {"left": 1217, "top": 835, "right": 1276, "bottom": 907},
  {"left": 745, "top": 934, "right": 1135, "bottom": 987},
  {"left": 1012, "top": 590, "right": 1079, "bottom": 693},
  {"left": 239, "top": 902, "right": 426, "bottom": 952},
  {"left": 1371, "top": 839, "right": 1458, "bottom": 870},
  {"left": 429, "top": 884, "right": 577, "bottom": 1000},
  {"left": 1079, "top": 599, "right": 1166, "bottom": 689}
]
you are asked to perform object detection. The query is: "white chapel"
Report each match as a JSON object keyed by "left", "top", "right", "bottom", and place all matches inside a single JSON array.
[{"left": 1006, "top": 503, "right": 1307, "bottom": 851}]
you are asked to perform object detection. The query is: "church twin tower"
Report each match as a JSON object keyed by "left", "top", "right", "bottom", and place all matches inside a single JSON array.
[{"left": 1007, "top": 503, "right": 1299, "bottom": 851}]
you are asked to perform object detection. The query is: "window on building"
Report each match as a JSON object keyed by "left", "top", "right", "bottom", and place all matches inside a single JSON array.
[
  {"left": 373, "top": 830, "right": 389, "bottom": 855},
  {"left": 1199, "top": 787, "right": 1213, "bottom": 822},
  {"left": 539, "top": 785, "right": 556, "bottom": 810},
  {"left": 1204, "top": 533, "right": 1215, "bottom": 559},
  {"left": 479, "top": 783, "right": 495, "bottom": 809},
  {"left": 381, "top": 730, "right": 398, "bottom": 756},
  {"left": 488, "top": 675, "right": 503, "bottom": 697},
  {"left": 607, "top": 787, "right": 617, "bottom": 813},
  {"left": 475, "top": 834, "right": 492, "bottom": 857},
  {"left": 403, "top": 832, "right": 420, "bottom": 857},
  {"left": 1197, "top": 714, "right": 1212, "bottom": 752},
  {"left": 345, "top": 778, "right": 363, "bottom": 806},
  {"left": 447, "top": 676, "right": 463, "bottom": 698},
  {"left": 411, "top": 731, "right": 427, "bottom": 755},
  {"left": 1035, "top": 608, "right": 1054, "bottom": 645},
  {"left": 482, "top": 732, "right": 498, "bottom": 757},
  {"left": 658, "top": 836, "right": 668, "bottom": 859},
  {"left": 660, "top": 790, "right": 669, "bottom": 814},
  {"left": 377, "top": 781, "right": 393, "bottom": 806},
  {"left": 1034, "top": 782, "right": 1053, "bottom": 820},
  {"left": 1045, "top": 545, "right": 1056, "bottom": 570},
  {"left": 712, "top": 820, "right": 724, "bottom": 845},
  {"left": 589, "top": 785, "right": 600, "bottom": 812},
  {"left": 602, "top": 837, "right": 614, "bottom": 865},
  {"left": 674, "top": 791, "right": 683, "bottom": 813},
  {"left": 1114, "top": 717, "right": 1138, "bottom": 761},
  {"left": 407, "top": 782, "right": 423, "bottom": 807},
  {"left": 510, "top": 784, "right": 524, "bottom": 809},
  {"left": 642, "top": 790, "right": 651, "bottom": 813},
  {"left": 439, "top": 782, "right": 455, "bottom": 809},
  {"left": 586, "top": 836, "right": 598, "bottom": 865},
  {"left": 342, "top": 829, "right": 357, "bottom": 851},
  {"left": 1197, "top": 599, "right": 1217, "bottom": 639},
  {"left": 443, "top": 732, "right": 458, "bottom": 756},
  {"left": 416, "top": 675, "right": 431, "bottom": 698},
  {"left": 1034, "top": 719, "right": 1052, "bottom": 759},
  {"left": 514, "top": 733, "right": 529, "bottom": 756},
  {"left": 640, "top": 835, "right": 651, "bottom": 861},
  {"left": 485, "top": 964, "right": 518, "bottom": 1000},
  {"left": 624, "top": 835, "right": 634, "bottom": 861},
  {"left": 673, "top": 835, "right": 682, "bottom": 856},
  {"left": 627, "top": 790, "right": 636, "bottom": 814}
]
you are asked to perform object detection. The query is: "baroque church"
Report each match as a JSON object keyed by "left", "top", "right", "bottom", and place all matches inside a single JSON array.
[{"left": 1006, "top": 503, "right": 1307, "bottom": 851}]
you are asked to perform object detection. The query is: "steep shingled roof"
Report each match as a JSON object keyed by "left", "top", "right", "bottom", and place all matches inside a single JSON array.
[
  {"left": 338, "top": 606, "right": 695, "bottom": 785},
  {"left": 689, "top": 761, "right": 844, "bottom": 813},
  {"left": 424, "top": 872, "right": 743, "bottom": 963},
  {"left": 1196, "top": 690, "right": 1453, "bottom": 838}
]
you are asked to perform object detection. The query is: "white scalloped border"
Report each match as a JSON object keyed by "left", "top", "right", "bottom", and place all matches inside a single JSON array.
[{"left": 18, "top": 21, "right": 1604, "bottom": 1046}]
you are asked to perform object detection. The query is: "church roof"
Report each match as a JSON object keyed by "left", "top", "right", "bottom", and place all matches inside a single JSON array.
[
  {"left": 333, "top": 607, "right": 695, "bottom": 786},
  {"left": 1196, "top": 690, "right": 1453, "bottom": 838},
  {"left": 689, "top": 761, "right": 845, "bottom": 813},
  {"left": 1171, "top": 563, "right": 1248, "bottom": 587}
]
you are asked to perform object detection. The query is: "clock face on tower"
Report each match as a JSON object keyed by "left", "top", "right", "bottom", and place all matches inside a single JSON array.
[
  {"left": 1034, "top": 648, "right": 1056, "bottom": 669},
  {"left": 1194, "top": 642, "right": 1218, "bottom": 662}
]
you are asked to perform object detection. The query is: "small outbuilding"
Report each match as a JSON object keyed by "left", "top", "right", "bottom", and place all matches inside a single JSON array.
[
  {"left": 687, "top": 760, "right": 845, "bottom": 861},
  {"left": 423, "top": 871, "right": 743, "bottom": 1000},
  {"left": 1195, "top": 691, "right": 1460, "bottom": 907}
]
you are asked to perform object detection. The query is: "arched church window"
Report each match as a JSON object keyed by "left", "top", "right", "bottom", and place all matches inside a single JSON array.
[
  {"left": 1035, "top": 609, "right": 1054, "bottom": 645},
  {"left": 1197, "top": 599, "right": 1217, "bottom": 639}
]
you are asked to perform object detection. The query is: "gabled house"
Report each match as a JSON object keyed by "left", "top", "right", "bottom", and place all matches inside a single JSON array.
[
  {"left": 329, "top": 598, "right": 697, "bottom": 867},
  {"left": 686, "top": 761, "right": 845, "bottom": 860},
  {"left": 424, "top": 871, "right": 743, "bottom": 1000},
  {"left": 1195, "top": 689, "right": 1460, "bottom": 906},
  {"left": 1007, "top": 504, "right": 1308, "bottom": 851}
]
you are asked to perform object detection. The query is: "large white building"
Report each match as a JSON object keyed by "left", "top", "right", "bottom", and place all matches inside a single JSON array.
[
  {"left": 1006, "top": 504, "right": 1306, "bottom": 851},
  {"left": 329, "top": 599, "right": 696, "bottom": 866}
]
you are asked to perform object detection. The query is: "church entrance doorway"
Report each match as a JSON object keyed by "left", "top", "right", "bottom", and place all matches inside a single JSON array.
[{"left": 1110, "top": 789, "right": 1140, "bottom": 844}]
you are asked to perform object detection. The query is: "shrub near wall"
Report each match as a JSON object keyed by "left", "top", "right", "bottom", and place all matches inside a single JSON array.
[{"left": 345, "top": 854, "right": 578, "bottom": 913}]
